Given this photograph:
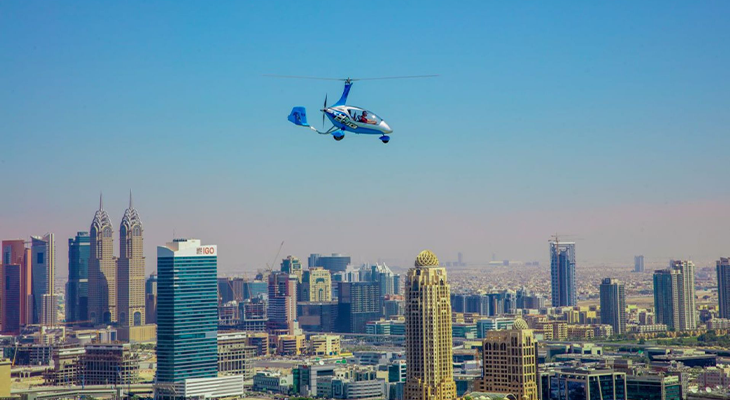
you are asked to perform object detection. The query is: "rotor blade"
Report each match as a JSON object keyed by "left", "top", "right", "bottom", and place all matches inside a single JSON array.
[
  {"left": 263, "top": 74, "right": 439, "bottom": 81},
  {"left": 263, "top": 74, "right": 346, "bottom": 81},
  {"left": 351, "top": 75, "right": 439, "bottom": 81}
]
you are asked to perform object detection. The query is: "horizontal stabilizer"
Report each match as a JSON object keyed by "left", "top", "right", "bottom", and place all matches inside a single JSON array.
[{"left": 288, "top": 107, "right": 310, "bottom": 127}]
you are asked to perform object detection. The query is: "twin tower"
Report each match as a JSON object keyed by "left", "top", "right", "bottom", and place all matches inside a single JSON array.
[{"left": 87, "top": 193, "right": 146, "bottom": 328}]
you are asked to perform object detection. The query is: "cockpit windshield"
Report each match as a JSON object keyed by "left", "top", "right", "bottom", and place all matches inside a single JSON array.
[{"left": 347, "top": 107, "right": 382, "bottom": 125}]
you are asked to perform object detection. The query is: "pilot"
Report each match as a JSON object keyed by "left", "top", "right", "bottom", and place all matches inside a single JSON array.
[{"left": 360, "top": 111, "right": 374, "bottom": 124}]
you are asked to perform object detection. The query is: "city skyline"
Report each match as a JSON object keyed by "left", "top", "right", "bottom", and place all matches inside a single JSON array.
[
  {"left": 2, "top": 2, "right": 730, "bottom": 274},
  {"left": 3, "top": 192, "right": 728, "bottom": 279}
]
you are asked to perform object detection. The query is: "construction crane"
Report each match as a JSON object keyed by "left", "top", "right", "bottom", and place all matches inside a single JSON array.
[{"left": 265, "top": 241, "right": 285, "bottom": 275}]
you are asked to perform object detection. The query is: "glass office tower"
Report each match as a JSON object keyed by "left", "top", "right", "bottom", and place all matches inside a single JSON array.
[
  {"left": 550, "top": 241, "right": 576, "bottom": 307},
  {"left": 66, "top": 232, "right": 90, "bottom": 323},
  {"left": 156, "top": 239, "right": 218, "bottom": 384}
]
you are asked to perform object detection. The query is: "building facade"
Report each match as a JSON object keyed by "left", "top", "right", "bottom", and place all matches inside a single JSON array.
[
  {"left": 476, "top": 318, "right": 538, "bottom": 400},
  {"left": 118, "top": 193, "right": 146, "bottom": 327},
  {"left": 66, "top": 232, "right": 90, "bottom": 324},
  {"left": 600, "top": 278, "right": 626, "bottom": 335},
  {"left": 404, "top": 250, "right": 456, "bottom": 400},
  {"left": 88, "top": 196, "right": 117, "bottom": 325},
  {"left": 550, "top": 240, "right": 576, "bottom": 307}
]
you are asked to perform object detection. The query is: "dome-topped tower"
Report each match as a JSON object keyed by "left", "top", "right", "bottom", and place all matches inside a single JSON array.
[
  {"left": 415, "top": 249, "right": 439, "bottom": 267},
  {"left": 512, "top": 318, "right": 529, "bottom": 330}
]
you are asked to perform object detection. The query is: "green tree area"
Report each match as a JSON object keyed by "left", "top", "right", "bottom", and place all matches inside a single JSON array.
[{"left": 656, "top": 330, "right": 730, "bottom": 347}]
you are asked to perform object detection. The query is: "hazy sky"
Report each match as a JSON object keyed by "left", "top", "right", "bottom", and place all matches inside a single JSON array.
[{"left": 2, "top": 2, "right": 729, "bottom": 277}]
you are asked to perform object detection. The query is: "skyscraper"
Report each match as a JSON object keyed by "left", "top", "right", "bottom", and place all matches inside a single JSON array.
[
  {"left": 477, "top": 318, "right": 538, "bottom": 400},
  {"left": 634, "top": 255, "right": 645, "bottom": 273},
  {"left": 30, "top": 233, "right": 55, "bottom": 325},
  {"left": 1, "top": 264, "right": 21, "bottom": 334},
  {"left": 717, "top": 258, "right": 730, "bottom": 319},
  {"left": 550, "top": 240, "right": 576, "bottom": 307},
  {"left": 267, "top": 271, "right": 298, "bottom": 335},
  {"left": 66, "top": 232, "right": 90, "bottom": 324},
  {"left": 404, "top": 250, "right": 456, "bottom": 400},
  {"left": 156, "top": 239, "right": 218, "bottom": 384},
  {"left": 653, "top": 260, "right": 696, "bottom": 331},
  {"left": 2, "top": 240, "right": 31, "bottom": 326},
  {"left": 600, "top": 278, "right": 626, "bottom": 335},
  {"left": 671, "top": 260, "right": 696, "bottom": 331},
  {"left": 118, "top": 193, "right": 146, "bottom": 327},
  {"left": 88, "top": 195, "right": 117, "bottom": 324}
]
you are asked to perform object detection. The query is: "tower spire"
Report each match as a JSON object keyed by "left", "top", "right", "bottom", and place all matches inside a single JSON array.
[
  {"left": 99, "top": 192, "right": 103, "bottom": 210},
  {"left": 129, "top": 190, "right": 133, "bottom": 209}
]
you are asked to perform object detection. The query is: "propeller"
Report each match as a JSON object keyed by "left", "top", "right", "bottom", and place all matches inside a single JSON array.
[{"left": 322, "top": 94, "right": 327, "bottom": 128}]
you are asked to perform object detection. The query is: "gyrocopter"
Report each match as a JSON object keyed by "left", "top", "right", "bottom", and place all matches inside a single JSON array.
[{"left": 267, "top": 75, "right": 437, "bottom": 144}]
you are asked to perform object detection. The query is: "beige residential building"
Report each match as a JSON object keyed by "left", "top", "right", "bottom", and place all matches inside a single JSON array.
[
  {"left": 88, "top": 195, "right": 117, "bottom": 324},
  {"left": 310, "top": 334, "right": 340, "bottom": 356},
  {"left": 118, "top": 192, "right": 146, "bottom": 327},
  {"left": 404, "top": 250, "right": 456, "bottom": 400},
  {"left": 477, "top": 318, "right": 538, "bottom": 400}
]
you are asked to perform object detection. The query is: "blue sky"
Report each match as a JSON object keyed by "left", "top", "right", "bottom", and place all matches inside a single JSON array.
[{"left": 2, "top": 2, "right": 729, "bottom": 274}]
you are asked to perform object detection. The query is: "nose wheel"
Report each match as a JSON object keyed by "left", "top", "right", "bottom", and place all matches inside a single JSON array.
[{"left": 380, "top": 135, "right": 390, "bottom": 144}]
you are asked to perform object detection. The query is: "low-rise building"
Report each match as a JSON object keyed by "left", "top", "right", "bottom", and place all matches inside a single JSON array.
[
  {"left": 253, "top": 370, "right": 293, "bottom": 394},
  {"left": 696, "top": 365, "right": 730, "bottom": 389},
  {"left": 540, "top": 368, "right": 627, "bottom": 400},
  {"left": 310, "top": 334, "right": 341, "bottom": 356},
  {"left": 277, "top": 334, "right": 305, "bottom": 356},
  {"left": 246, "top": 332, "right": 269, "bottom": 356},
  {"left": 626, "top": 374, "right": 681, "bottom": 400}
]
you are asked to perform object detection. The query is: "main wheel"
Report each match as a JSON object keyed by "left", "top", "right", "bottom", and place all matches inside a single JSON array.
[
  {"left": 334, "top": 135, "right": 344, "bottom": 141},
  {"left": 380, "top": 135, "right": 390, "bottom": 144}
]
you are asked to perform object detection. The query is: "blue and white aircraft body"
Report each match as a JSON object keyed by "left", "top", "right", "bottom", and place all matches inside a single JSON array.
[{"left": 273, "top": 75, "right": 437, "bottom": 144}]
